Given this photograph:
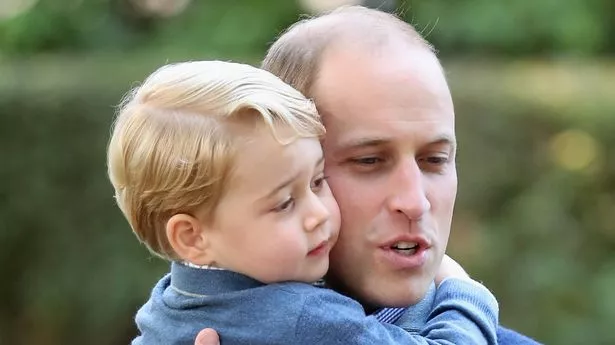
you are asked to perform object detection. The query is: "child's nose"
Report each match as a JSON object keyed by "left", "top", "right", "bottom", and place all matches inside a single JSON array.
[{"left": 303, "top": 192, "right": 330, "bottom": 232}]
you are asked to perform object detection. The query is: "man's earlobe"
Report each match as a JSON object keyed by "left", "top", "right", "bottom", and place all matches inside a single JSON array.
[{"left": 166, "top": 214, "right": 215, "bottom": 265}]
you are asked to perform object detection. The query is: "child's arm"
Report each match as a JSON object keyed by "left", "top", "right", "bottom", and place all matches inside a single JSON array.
[
  {"left": 418, "top": 278, "right": 498, "bottom": 344},
  {"left": 292, "top": 268, "right": 498, "bottom": 344},
  {"left": 190, "top": 281, "right": 497, "bottom": 345},
  {"left": 191, "top": 256, "right": 497, "bottom": 345},
  {"left": 420, "top": 254, "right": 498, "bottom": 344}
]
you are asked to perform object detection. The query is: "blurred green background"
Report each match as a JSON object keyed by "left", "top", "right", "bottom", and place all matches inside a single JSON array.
[{"left": 1, "top": 0, "right": 613, "bottom": 344}]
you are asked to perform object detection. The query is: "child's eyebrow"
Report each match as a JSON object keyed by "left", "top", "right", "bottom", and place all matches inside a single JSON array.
[{"left": 265, "top": 172, "right": 301, "bottom": 200}]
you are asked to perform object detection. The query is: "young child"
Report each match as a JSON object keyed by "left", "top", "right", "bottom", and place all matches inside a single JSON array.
[{"left": 107, "top": 61, "right": 498, "bottom": 345}]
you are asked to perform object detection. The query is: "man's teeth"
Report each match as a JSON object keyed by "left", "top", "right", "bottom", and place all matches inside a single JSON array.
[
  {"left": 391, "top": 241, "right": 418, "bottom": 249},
  {"left": 391, "top": 241, "right": 419, "bottom": 255}
]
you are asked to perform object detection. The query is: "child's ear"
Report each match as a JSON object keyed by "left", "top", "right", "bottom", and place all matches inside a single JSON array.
[{"left": 166, "top": 214, "right": 216, "bottom": 265}]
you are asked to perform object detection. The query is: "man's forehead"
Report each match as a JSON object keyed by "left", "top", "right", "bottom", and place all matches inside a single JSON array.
[
  {"left": 317, "top": 40, "right": 443, "bottom": 83},
  {"left": 324, "top": 125, "right": 457, "bottom": 156},
  {"left": 314, "top": 45, "right": 451, "bottom": 112},
  {"left": 314, "top": 39, "right": 455, "bottom": 153}
]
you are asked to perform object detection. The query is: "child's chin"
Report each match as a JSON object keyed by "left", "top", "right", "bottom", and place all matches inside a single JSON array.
[{"left": 302, "top": 268, "right": 329, "bottom": 284}]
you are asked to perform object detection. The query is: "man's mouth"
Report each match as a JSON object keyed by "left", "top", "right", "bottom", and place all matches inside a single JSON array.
[
  {"left": 390, "top": 241, "right": 419, "bottom": 256},
  {"left": 380, "top": 236, "right": 430, "bottom": 269}
]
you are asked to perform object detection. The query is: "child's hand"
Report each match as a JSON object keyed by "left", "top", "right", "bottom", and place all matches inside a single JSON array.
[
  {"left": 195, "top": 328, "right": 220, "bottom": 345},
  {"left": 435, "top": 254, "right": 471, "bottom": 286}
]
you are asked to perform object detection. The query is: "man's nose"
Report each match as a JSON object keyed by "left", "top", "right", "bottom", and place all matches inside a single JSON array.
[
  {"left": 386, "top": 159, "right": 431, "bottom": 220},
  {"left": 304, "top": 192, "right": 330, "bottom": 231}
]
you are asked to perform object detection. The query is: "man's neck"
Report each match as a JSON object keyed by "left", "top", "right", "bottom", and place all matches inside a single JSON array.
[
  {"left": 322, "top": 276, "right": 378, "bottom": 313},
  {"left": 384, "top": 283, "right": 437, "bottom": 329},
  {"left": 323, "top": 276, "right": 436, "bottom": 320}
]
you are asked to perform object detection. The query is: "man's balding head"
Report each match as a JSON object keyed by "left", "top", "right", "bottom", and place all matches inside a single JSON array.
[{"left": 261, "top": 5, "right": 435, "bottom": 98}]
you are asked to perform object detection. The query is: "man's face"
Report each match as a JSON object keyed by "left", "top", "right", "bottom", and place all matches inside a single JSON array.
[{"left": 314, "top": 42, "right": 457, "bottom": 308}]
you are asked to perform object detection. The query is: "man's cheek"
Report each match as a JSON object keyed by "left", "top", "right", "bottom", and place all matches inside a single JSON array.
[
  {"left": 331, "top": 184, "right": 364, "bottom": 213},
  {"left": 325, "top": 174, "right": 349, "bottom": 200}
]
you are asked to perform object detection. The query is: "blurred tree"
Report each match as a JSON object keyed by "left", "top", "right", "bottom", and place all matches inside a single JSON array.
[
  {"left": 1, "top": 0, "right": 613, "bottom": 57},
  {"left": 405, "top": 0, "right": 612, "bottom": 57}
]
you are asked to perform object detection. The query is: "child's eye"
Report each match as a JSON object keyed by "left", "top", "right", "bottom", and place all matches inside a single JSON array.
[
  {"left": 273, "top": 197, "right": 294, "bottom": 213},
  {"left": 310, "top": 175, "right": 329, "bottom": 192}
]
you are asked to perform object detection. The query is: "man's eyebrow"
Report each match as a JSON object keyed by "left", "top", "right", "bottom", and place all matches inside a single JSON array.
[
  {"left": 337, "top": 134, "right": 457, "bottom": 151},
  {"left": 431, "top": 134, "right": 457, "bottom": 150},
  {"left": 337, "top": 138, "right": 390, "bottom": 150},
  {"left": 262, "top": 155, "right": 325, "bottom": 200}
]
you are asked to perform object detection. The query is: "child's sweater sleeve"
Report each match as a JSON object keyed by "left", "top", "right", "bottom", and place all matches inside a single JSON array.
[
  {"left": 421, "top": 278, "right": 499, "bottom": 344},
  {"left": 292, "top": 278, "right": 498, "bottom": 345}
]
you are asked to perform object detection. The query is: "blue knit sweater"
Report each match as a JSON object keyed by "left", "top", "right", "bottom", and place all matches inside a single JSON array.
[
  {"left": 132, "top": 262, "right": 498, "bottom": 345},
  {"left": 386, "top": 284, "right": 541, "bottom": 344}
]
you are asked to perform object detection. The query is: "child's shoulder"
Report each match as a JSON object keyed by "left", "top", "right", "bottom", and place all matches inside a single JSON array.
[
  {"left": 268, "top": 282, "right": 362, "bottom": 309},
  {"left": 265, "top": 281, "right": 324, "bottom": 296},
  {"left": 269, "top": 281, "right": 335, "bottom": 296}
]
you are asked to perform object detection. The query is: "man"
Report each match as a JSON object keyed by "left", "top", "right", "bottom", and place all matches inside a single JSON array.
[{"left": 195, "top": 5, "right": 540, "bottom": 344}]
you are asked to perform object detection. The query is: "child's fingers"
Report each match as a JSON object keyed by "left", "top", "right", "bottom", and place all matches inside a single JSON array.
[{"left": 195, "top": 328, "right": 220, "bottom": 345}]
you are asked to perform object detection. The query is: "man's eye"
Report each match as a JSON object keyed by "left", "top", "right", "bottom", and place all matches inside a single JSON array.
[
  {"left": 419, "top": 155, "right": 451, "bottom": 173},
  {"left": 273, "top": 197, "right": 294, "bottom": 212},
  {"left": 352, "top": 157, "right": 382, "bottom": 165},
  {"left": 425, "top": 156, "right": 448, "bottom": 165}
]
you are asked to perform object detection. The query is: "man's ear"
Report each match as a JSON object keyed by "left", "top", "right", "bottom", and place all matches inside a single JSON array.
[{"left": 166, "top": 214, "right": 216, "bottom": 265}]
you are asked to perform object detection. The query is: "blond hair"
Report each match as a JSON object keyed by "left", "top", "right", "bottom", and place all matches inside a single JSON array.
[
  {"left": 262, "top": 5, "right": 435, "bottom": 97},
  {"left": 107, "top": 61, "right": 324, "bottom": 260}
]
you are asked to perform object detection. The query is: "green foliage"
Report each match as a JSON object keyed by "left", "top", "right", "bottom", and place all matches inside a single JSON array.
[
  {"left": 0, "top": 0, "right": 116, "bottom": 54},
  {"left": 444, "top": 61, "right": 615, "bottom": 344},
  {"left": 405, "top": 0, "right": 614, "bottom": 56},
  {"left": 0, "top": 0, "right": 301, "bottom": 57},
  {"left": 1, "top": 0, "right": 613, "bottom": 57},
  {"left": 0, "top": 85, "right": 165, "bottom": 345}
]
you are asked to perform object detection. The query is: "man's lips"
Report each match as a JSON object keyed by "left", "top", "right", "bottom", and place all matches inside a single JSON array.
[
  {"left": 381, "top": 234, "right": 431, "bottom": 251},
  {"left": 378, "top": 235, "right": 432, "bottom": 269}
]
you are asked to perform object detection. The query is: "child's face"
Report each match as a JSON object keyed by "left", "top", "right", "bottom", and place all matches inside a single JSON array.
[{"left": 203, "top": 123, "right": 340, "bottom": 284}]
